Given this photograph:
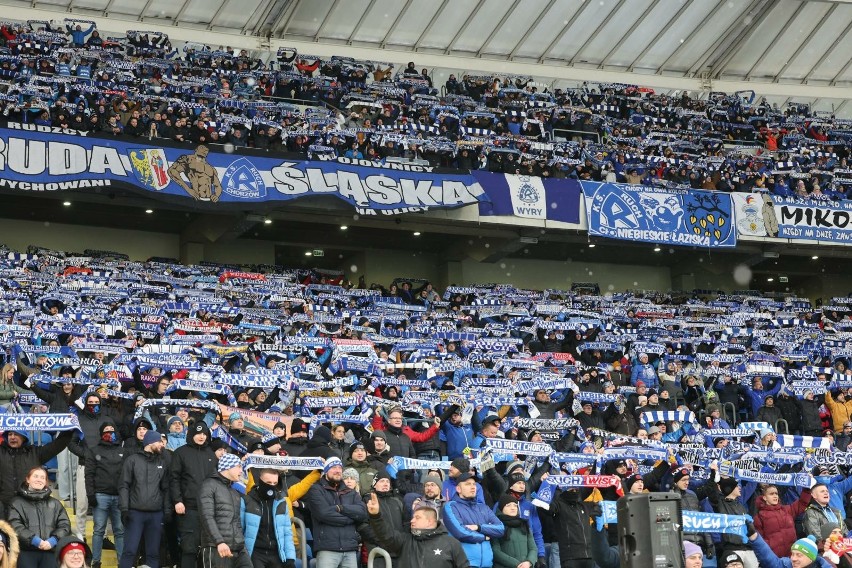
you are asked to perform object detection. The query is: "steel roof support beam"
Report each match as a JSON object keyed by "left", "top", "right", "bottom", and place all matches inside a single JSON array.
[
  {"left": 745, "top": 1, "right": 805, "bottom": 79},
  {"left": 508, "top": 0, "right": 558, "bottom": 59},
  {"left": 271, "top": 0, "right": 300, "bottom": 38},
  {"left": 476, "top": 0, "right": 522, "bottom": 57},
  {"left": 380, "top": 0, "right": 413, "bottom": 48},
  {"left": 413, "top": 0, "right": 450, "bottom": 50},
  {"left": 347, "top": 0, "right": 376, "bottom": 44},
  {"left": 598, "top": 0, "right": 660, "bottom": 69},
  {"left": 569, "top": 0, "right": 625, "bottom": 65},
  {"left": 207, "top": 0, "right": 230, "bottom": 30},
  {"left": 627, "top": 0, "right": 692, "bottom": 71},
  {"left": 710, "top": 0, "right": 779, "bottom": 79},
  {"left": 314, "top": 0, "right": 341, "bottom": 41},
  {"left": 446, "top": 1, "right": 485, "bottom": 53},
  {"left": 687, "top": 0, "right": 761, "bottom": 76},
  {"left": 138, "top": 0, "right": 155, "bottom": 21},
  {"left": 773, "top": 3, "right": 836, "bottom": 80},
  {"left": 655, "top": 0, "right": 727, "bottom": 74},
  {"left": 537, "top": 0, "right": 593, "bottom": 62},
  {"left": 802, "top": 16, "right": 852, "bottom": 82}
]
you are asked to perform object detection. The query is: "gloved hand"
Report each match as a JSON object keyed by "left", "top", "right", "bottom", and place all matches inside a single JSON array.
[
  {"left": 705, "top": 549, "right": 714, "bottom": 560},
  {"left": 121, "top": 511, "right": 129, "bottom": 527},
  {"left": 746, "top": 521, "right": 757, "bottom": 538},
  {"left": 535, "top": 558, "right": 547, "bottom": 568},
  {"left": 283, "top": 560, "right": 296, "bottom": 568}
]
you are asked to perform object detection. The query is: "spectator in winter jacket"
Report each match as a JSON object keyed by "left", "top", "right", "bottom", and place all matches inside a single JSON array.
[
  {"left": 199, "top": 453, "right": 252, "bottom": 568},
  {"left": 118, "top": 430, "right": 170, "bottom": 568},
  {"left": 708, "top": 477, "right": 760, "bottom": 568},
  {"left": 171, "top": 421, "right": 218, "bottom": 568},
  {"left": 803, "top": 484, "right": 844, "bottom": 540},
  {"left": 491, "top": 494, "right": 537, "bottom": 568},
  {"left": 302, "top": 457, "right": 367, "bottom": 568},
  {"left": 367, "top": 495, "right": 469, "bottom": 568},
  {"left": 630, "top": 353, "right": 659, "bottom": 389},
  {"left": 357, "top": 471, "right": 404, "bottom": 568},
  {"left": 548, "top": 488, "right": 598, "bottom": 568},
  {"left": 240, "top": 468, "right": 297, "bottom": 568},
  {"left": 801, "top": 391, "right": 826, "bottom": 437},
  {"left": 7, "top": 466, "right": 71, "bottom": 568},
  {"left": 757, "top": 396, "right": 783, "bottom": 429},
  {"left": 0, "top": 518, "right": 20, "bottom": 568},
  {"left": 754, "top": 485, "right": 812, "bottom": 558},
  {"left": 439, "top": 404, "right": 477, "bottom": 459},
  {"left": 747, "top": 530, "right": 832, "bottom": 568},
  {"left": 85, "top": 420, "right": 126, "bottom": 568},
  {"left": 482, "top": 463, "right": 545, "bottom": 561},
  {"left": 0, "top": 428, "right": 73, "bottom": 517},
  {"left": 443, "top": 473, "right": 505, "bottom": 567},
  {"left": 825, "top": 390, "right": 852, "bottom": 433},
  {"left": 669, "top": 466, "right": 716, "bottom": 558}
]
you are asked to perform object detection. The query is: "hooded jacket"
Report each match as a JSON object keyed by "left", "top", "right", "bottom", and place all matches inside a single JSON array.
[
  {"left": 550, "top": 489, "right": 595, "bottom": 562},
  {"left": 443, "top": 492, "right": 505, "bottom": 567},
  {"left": 368, "top": 512, "right": 470, "bottom": 568},
  {"left": 199, "top": 473, "right": 245, "bottom": 550},
  {"left": 7, "top": 485, "right": 71, "bottom": 551},
  {"left": 754, "top": 488, "right": 811, "bottom": 557},
  {"left": 240, "top": 482, "right": 297, "bottom": 562},
  {"left": 0, "top": 519, "right": 20, "bottom": 568},
  {"left": 170, "top": 422, "right": 217, "bottom": 510},
  {"left": 121, "top": 416, "right": 155, "bottom": 455},
  {"left": 300, "top": 425, "right": 335, "bottom": 461},
  {"left": 84, "top": 420, "right": 126, "bottom": 498},
  {"left": 0, "top": 430, "right": 73, "bottom": 508},
  {"left": 358, "top": 489, "right": 405, "bottom": 559}
]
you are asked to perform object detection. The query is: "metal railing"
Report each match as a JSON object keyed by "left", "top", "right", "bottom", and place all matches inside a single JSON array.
[
  {"left": 775, "top": 418, "right": 789, "bottom": 435},
  {"left": 291, "top": 516, "right": 309, "bottom": 568},
  {"left": 723, "top": 403, "right": 738, "bottom": 427},
  {"left": 367, "top": 547, "right": 392, "bottom": 568}
]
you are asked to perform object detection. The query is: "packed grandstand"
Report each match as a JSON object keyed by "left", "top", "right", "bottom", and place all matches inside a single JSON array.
[
  {"left": 0, "top": 17, "right": 849, "bottom": 200},
  {"left": 0, "top": 9, "right": 852, "bottom": 568}
]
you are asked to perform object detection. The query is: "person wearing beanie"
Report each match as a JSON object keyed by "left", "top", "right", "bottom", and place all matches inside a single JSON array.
[
  {"left": 749, "top": 524, "right": 827, "bottom": 568},
  {"left": 83, "top": 419, "right": 126, "bottom": 568},
  {"left": 7, "top": 466, "right": 71, "bottom": 568},
  {"left": 709, "top": 470, "right": 759, "bottom": 567},
  {"left": 754, "top": 484, "right": 813, "bottom": 558},
  {"left": 491, "top": 494, "right": 537, "bottom": 568},
  {"left": 198, "top": 453, "right": 251, "bottom": 568},
  {"left": 359, "top": 471, "right": 405, "bottom": 568},
  {"left": 480, "top": 463, "right": 546, "bottom": 564},
  {"left": 165, "top": 416, "right": 186, "bottom": 451},
  {"left": 661, "top": 464, "right": 716, "bottom": 559},
  {"left": 625, "top": 474, "right": 644, "bottom": 494},
  {"left": 226, "top": 412, "right": 257, "bottom": 449},
  {"left": 342, "top": 468, "right": 360, "bottom": 492},
  {"left": 443, "top": 473, "right": 504, "bottom": 567},
  {"left": 366, "top": 491, "right": 469, "bottom": 568},
  {"left": 803, "top": 483, "right": 845, "bottom": 542},
  {"left": 441, "top": 458, "right": 485, "bottom": 505},
  {"left": 300, "top": 425, "right": 334, "bottom": 462},
  {"left": 241, "top": 468, "right": 298, "bottom": 568},
  {"left": 344, "top": 441, "right": 378, "bottom": 497},
  {"left": 117, "top": 425, "right": 168, "bottom": 568},
  {"left": 437, "top": 402, "right": 476, "bottom": 460},
  {"left": 120, "top": 416, "right": 155, "bottom": 456},
  {"left": 684, "top": 541, "right": 703, "bottom": 568},
  {"left": 721, "top": 552, "right": 745, "bottom": 568},
  {"left": 302, "top": 455, "right": 367, "bottom": 567},
  {"left": 55, "top": 535, "right": 91, "bottom": 568},
  {"left": 171, "top": 420, "right": 217, "bottom": 568},
  {"left": 367, "top": 430, "right": 393, "bottom": 471},
  {"left": 280, "top": 418, "right": 309, "bottom": 457},
  {"left": 0, "top": 518, "right": 20, "bottom": 568}
]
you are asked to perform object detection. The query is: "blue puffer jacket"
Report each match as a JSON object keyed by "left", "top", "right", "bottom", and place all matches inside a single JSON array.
[
  {"left": 443, "top": 494, "right": 504, "bottom": 567},
  {"left": 440, "top": 420, "right": 476, "bottom": 459},
  {"left": 240, "top": 487, "right": 296, "bottom": 561}
]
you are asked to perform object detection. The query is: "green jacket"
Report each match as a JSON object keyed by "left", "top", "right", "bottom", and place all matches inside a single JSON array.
[
  {"left": 491, "top": 517, "right": 538, "bottom": 568},
  {"left": 0, "top": 380, "right": 25, "bottom": 405}
]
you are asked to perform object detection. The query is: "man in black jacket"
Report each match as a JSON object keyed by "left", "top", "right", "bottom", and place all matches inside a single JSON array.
[
  {"left": 118, "top": 430, "right": 170, "bottom": 568},
  {"left": 302, "top": 457, "right": 367, "bottom": 568},
  {"left": 198, "top": 453, "right": 252, "bottom": 568},
  {"left": 0, "top": 428, "right": 73, "bottom": 518},
  {"left": 84, "top": 420, "right": 126, "bottom": 568},
  {"left": 367, "top": 496, "right": 469, "bottom": 568},
  {"left": 171, "top": 422, "right": 217, "bottom": 568}
]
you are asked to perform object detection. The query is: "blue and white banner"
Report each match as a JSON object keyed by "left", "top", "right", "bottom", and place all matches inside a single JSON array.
[
  {"left": 599, "top": 501, "right": 751, "bottom": 543},
  {"left": 0, "top": 124, "right": 486, "bottom": 215},
  {"left": 733, "top": 192, "right": 852, "bottom": 243},
  {"left": 583, "top": 183, "right": 736, "bottom": 247},
  {"left": 474, "top": 172, "right": 582, "bottom": 223},
  {"left": 0, "top": 412, "right": 80, "bottom": 431}
]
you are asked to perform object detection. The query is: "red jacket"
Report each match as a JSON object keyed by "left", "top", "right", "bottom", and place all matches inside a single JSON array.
[{"left": 754, "top": 488, "right": 811, "bottom": 557}]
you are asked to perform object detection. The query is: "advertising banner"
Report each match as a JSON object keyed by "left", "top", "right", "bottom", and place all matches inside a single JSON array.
[
  {"left": 0, "top": 123, "right": 486, "bottom": 215},
  {"left": 582, "top": 182, "right": 736, "bottom": 247}
]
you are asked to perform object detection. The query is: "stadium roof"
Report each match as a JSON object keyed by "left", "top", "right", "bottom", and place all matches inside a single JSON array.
[{"left": 6, "top": 0, "right": 851, "bottom": 114}]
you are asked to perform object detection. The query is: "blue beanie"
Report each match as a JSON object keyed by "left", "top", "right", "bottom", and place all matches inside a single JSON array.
[
  {"left": 142, "top": 430, "right": 161, "bottom": 447},
  {"left": 217, "top": 452, "right": 242, "bottom": 473},
  {"left": 323, "top": 457, "right": 343, "bottom": 474}
]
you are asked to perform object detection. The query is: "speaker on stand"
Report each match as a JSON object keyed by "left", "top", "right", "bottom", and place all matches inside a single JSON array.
[{"left": 618, "top": 492, "right": 685, "bottom": 568}]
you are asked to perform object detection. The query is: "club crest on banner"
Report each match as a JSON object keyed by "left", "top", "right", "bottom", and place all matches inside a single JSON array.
[
  {"left": 128, "top": 149, "right": 169, "bottom": 191},
  {"left": 222, "top": 158, "right": 266, "bottom": 199},
  {"left": 583, "top": 183, "right": 735, "bottom": 247},
  {"left": 517, "top": 177, "right": 539, "bottom": 204}
]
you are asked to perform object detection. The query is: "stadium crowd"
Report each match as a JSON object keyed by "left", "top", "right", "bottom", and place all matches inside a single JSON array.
[
  {"left": 0, "top": 19, "right": 850, "bottom": 199},
  {"left": 0, "top": 245, "right": 851, "bottom": 568}
]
